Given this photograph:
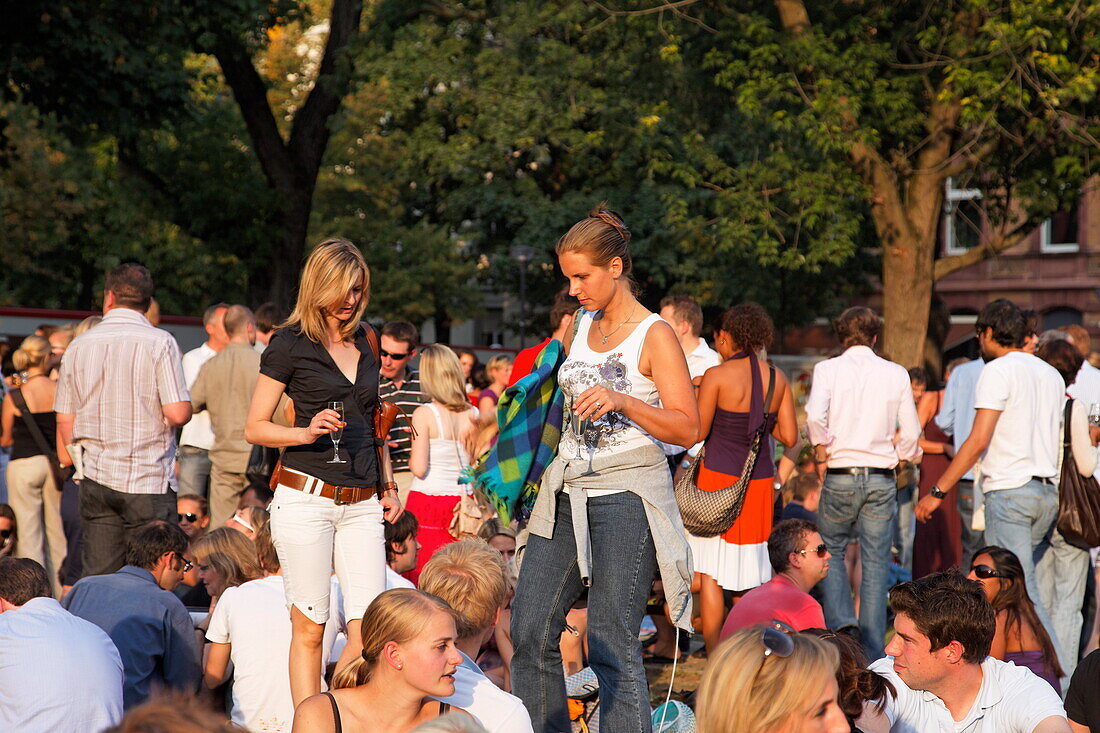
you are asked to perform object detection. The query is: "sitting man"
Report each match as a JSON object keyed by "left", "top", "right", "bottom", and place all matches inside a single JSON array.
[
  {"left": 720, "top": 519, "right": 829, "bottom": 639},
  {"left": 869, "top": 570, "right": 1069, "bottom": 732},
  {"left": 0, "top": 557, "right": 124, "bottom": 730},
  {"left": 385, "top": 510, "right": 420, "bottom": 590},
  {"left": 63, "top": 521, "right": 201, "bottom": 707},
  {"left": 418, "top": 539, "right": 534, "bottom": 733},
  {"left": 781, "top": 473, "right": 822, "bottom": 523}
]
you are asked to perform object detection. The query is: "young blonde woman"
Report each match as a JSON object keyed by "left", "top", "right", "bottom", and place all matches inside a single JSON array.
[
  {"left": 696, "top": 625, "right": 848, "bottom": 733},
  {"left": 0, "top": 335, "right": 65, "bottom": 596},
  {"left": 477, "top": 354, "right": 513, "bottom": 425},
  {"left": 292, "top": 589, "right": 468, "bottom": 733},
  {"left": 405, "top": 344, "right": 480, "bottom": 583},
  {"left": 511, "top": 204, "right": 699, "bottom": 731},
  {"left": 246, "top": 238, "right": 401, "bottom": 707}
]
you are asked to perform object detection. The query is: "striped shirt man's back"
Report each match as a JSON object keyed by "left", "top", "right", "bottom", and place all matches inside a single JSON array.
[{"left": 379, "top": 369, "right": 428, "bottom": 473}]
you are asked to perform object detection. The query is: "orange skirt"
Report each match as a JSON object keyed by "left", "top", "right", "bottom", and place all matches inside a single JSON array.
[{"left": 697, "top": 461, "right": 774, "bottom": 546}]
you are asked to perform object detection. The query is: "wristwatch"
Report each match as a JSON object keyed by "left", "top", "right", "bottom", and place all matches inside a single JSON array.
[{"left": 930, "top": 485, "right": 947, "bottom": 500}]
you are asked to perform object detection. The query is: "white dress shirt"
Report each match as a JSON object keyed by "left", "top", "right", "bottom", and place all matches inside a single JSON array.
[
  {"left": 1067, "top": 361, "right": 1100, "bottom": 480},
  {"left": 685, "top": 339, "right": 721, "bottom": 379},
  {"left": 935, "top": 358, "right": 984, "bottom": 481},
  {"left": 870, "top": 655, "right": 1066, "bottom": 732},
  {"left": 973, "top": 351, "right": 1064, "bottom": 492},
  {"left": 0, "top": 597, "right": 124, "bottom": 733},
  {"left": 180, "top": 343, "right": 217, "bottom": 450},
  {"left": 805, "top": 345, "right": 921, "bottom": 468}
]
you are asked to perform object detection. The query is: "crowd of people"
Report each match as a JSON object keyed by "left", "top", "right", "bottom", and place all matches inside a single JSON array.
[{"left": 3, "top": 203, "right": 1100, "bottom": 733}]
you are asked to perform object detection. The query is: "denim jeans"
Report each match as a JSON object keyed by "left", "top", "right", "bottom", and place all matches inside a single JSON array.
[
  {"left": 956, "top": 479, "right": 984, "bottom": 567},
  {"left": 818, "top": 472, "right": 895, "bottom": 661},
  {"left": 512, "top": 491, "right": 658, "bottom": 733},
  {"left": 894, "top": 481, "right": 917, "bottom": 574},
  {"left": 1036, "top": 526, "right": 1089, "bottom": 676},
  {"left": 983, "top": 480, "right": 1060, "bottom": 660},
  {"left": 177, "top": 445, "right": 211, "bottom": 497}
]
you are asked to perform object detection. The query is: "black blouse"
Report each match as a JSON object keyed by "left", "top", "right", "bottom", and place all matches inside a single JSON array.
[{"left": 259, "top": 325, "right": 380, "bottom": 487}]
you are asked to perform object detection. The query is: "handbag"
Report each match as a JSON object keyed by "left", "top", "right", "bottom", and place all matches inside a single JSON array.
[
  {"left": 1056, "top": 399, "right": 1100, "bottom": 549},
  {"left": 675, "top": 363, "right": 776, "bottom": 537},
  {"left": 9, "top": 389, "right": 67, "bottom": 490}
]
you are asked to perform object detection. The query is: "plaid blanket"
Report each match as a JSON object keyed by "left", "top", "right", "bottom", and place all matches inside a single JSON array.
[{"left": 467, "top": 339, "right": 565, "bottom": 523}]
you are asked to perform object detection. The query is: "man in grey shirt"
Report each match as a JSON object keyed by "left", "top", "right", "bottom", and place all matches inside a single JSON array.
[{"left": 63, "top": 521, "right": 200, "bottom": 707}]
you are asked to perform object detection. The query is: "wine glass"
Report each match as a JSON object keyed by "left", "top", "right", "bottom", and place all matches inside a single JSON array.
[
  {"left": 325, "top": 401, "right": 347, "bottom": 464},
  {"left": 1089, "top": 403, "right": 1100, "bottom": 427}
]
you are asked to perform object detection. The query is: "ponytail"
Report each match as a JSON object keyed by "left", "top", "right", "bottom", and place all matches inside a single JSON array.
[{"left": 331, "top": 655, "right": 372, "bottom": 690}]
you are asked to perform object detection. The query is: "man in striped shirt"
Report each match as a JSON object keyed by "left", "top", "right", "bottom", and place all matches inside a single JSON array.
[
  {"left": 378, "top": 321, "right": 428, "bottom": 503},
  {"left": 55, "top": 264, "right": 192, "bottom": 577}
]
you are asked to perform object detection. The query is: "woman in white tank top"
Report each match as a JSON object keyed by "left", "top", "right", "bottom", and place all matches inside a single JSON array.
[
  {"left": 404, "top": 345, "right": 479, "bottom": 584},
  {"left": 511, "top": 204, "right": 699, "bottom": 733}
]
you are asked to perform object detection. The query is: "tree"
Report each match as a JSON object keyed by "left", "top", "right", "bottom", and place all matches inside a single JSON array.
[{"left": 689, "top": 0, "right": 1099, "bottom": 365}]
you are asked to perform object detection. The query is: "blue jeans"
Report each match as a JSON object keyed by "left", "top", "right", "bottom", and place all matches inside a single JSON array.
[
  {"left": 956, "top": 479, "right": 984, "bottom": 567},
  {"left": 983, "top": 480, "right": 1060, "bottom": 660},
  {"left": 177, "top": 446, "right": 211, "bottom": 497},
  {"left": 894, "top": 481, "right": 916, "bottom": 573},
  {"left": 818, "top": 472, "right": 895, "bottom": 661},
  {"left": 1036, "top": 526, "right": 1089, "bottom": 676},
  {"left": 512, "top": 491, "right": 658, "bottom": 733}
]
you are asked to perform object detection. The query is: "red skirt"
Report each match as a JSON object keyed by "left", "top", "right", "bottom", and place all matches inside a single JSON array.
[{"left": 402, "top": 491, "right": 461, "bottom": 586}]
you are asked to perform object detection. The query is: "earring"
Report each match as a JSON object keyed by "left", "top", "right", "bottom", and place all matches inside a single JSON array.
[{"left": 396, "top": 663, "right": 403, "bottom": 670}]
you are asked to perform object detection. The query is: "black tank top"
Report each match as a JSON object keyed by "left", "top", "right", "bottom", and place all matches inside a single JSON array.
[{"left": 11, "top": 410, "right": 57, "bottom": 461}]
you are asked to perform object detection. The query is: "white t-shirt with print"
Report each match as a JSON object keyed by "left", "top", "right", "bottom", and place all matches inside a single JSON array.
[
  {"left": 870, "top": 656, "right": 1065, "bottom": 732},
  {"left": 973, "top": 351, "right": 1064, "bottom": 492},
  {"left": 206, "top": 575, "right": 344, "bottom": 732}
]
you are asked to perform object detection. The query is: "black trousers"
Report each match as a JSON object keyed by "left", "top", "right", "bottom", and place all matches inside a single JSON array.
[{"left": 80, "top": 478, "right": 175, "bottom": 577}]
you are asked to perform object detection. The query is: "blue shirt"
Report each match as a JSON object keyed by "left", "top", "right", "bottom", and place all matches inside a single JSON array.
[
  {"left": 62, "top": 565, "right": 200, "bottom": 707},
  {"left": 781, "top": 501, "right": 819, "bottom": 524},
  {"left": 935, "top": 358, "right": 984, "bottom": 481}
]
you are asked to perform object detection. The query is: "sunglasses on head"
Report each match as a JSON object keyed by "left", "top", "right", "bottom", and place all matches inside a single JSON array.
[
  {"left": 970, "top": 564, "right": 1003, "bottom": 580},
  {"left": 379, "top": 348, "right": 410, "bottom": 361},
  {"left": 760, "top": 624, "right": 795, "bottom": 659},
  {"left": 178, "top": 513, "right": 200, "bottom": 524},
  {"left": 797, "top": 543, "right": 828, "bottom": 558}
]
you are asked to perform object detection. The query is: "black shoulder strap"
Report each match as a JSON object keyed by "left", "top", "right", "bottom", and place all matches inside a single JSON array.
[
  {"left": 10, "top": 389, "right": 58, "bottom": 465},
  {"left": 764, "top": 363, "right": 777, "bottom": 407},
  {"left": 323, "top": 692, "right": 343, "bottom": 733}
]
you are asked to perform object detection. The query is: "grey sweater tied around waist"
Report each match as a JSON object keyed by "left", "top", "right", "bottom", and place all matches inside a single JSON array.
[{"left": 528, "top": 442, "right": 695, "bottom": 632}]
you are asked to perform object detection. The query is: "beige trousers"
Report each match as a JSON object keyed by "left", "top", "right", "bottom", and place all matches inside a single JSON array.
[
  {"left": 209, "top": 463, "right": 248, "bottom": 529},
  {"left": 7, "top": 455, "right": 65, "bottom": 597}
]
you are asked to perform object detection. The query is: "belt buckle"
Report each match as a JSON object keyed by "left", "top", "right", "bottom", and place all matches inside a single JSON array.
[{"left": 332, "top": 487, "right": 348, "bottom": 506}]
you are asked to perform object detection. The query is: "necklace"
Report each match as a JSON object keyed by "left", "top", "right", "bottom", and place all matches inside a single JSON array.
[{"left": 597, "top": 302, "right": 638, "bottom": 345}]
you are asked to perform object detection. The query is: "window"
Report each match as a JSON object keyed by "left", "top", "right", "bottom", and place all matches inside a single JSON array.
[
  {"left": 943, "top": 177, "right": 983, "bottom": 256},
  {"left": 1040, "top": 205, "right": 1080, "bottom": 254},
  {"left": 1042, "top": 307, "right": 1082, "bottom": 331}
]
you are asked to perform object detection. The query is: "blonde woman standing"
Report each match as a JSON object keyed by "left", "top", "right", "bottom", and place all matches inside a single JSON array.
[
  {"left": 246, "top": 238, "right": 401, "bottom": 708},
  {"left": 0, "top": 335, "right": 65, "bottom": 596},
  {"left": 406, "top": 344, "right": 480, "bottom": 583},
  {"left": 477, "top": 354, "right": 513, "bottom": 425}
]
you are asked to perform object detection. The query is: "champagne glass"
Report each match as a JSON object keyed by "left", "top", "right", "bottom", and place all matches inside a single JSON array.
[
  {"left": 1089, "top": 403, "right": 1100, "bottom": 428},
  {"left": 325, "top": 401, "right": 347, "bottom": 464}
]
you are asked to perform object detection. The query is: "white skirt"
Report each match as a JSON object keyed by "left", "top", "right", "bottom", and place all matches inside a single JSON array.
[{"left": 687, "top": 533, "right": 772, "bottom": 592}]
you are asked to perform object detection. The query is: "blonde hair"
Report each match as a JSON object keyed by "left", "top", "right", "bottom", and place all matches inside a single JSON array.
[
  {"left": 696, "top": 627, "right": 840, "bottom": 733},
  {"left": 285, "top": 238, "right": 370, "bottom": 343},
  {"left": 331, "top": 589, "right": 459, "bottom": 690},
  {"left": 418, "top": 539, "right": 508, "bottom": 639},
  {"left": 477, "top": 517, "right": 517, "bottom": 542},
  {"left": 13, "top": 335, "right": 50, "bottom": 371},
  {"left": 485, "top": 354, "right": 513, "bottom": 380},
  {"left": 418, "top": 344, "right": 470, "bottom": 412},
  {"left": 190, "top": 527, "right": 262, "bottom": 590},
  {"left": 410, "top": 713, "right": 489, "bottom": 733},
  {"left": 253, "top": 521, "right": 279, "bottom": 574},
  {"left": 75, "top": 315, "right": 102, "bottom": 337}
]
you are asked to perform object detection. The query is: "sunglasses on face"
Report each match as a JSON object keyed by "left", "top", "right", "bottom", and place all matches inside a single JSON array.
[
  {"left": 178, "top": 513, "right": 200, "bottom": 524},
  {"left": 0, "top": 529, "right": 11, "bottom": 540},
  {"left": 797, "top": 543, "right": 828, "bottom": 558},
  {"left": 379, "top": 348, "right": 410, "bottom": 361},
  {"left": 171, "top": 552, "right": 193, "bottom": 573},
  {"left": 970, "top": 564, "right": 1003, "bottom": 580}
]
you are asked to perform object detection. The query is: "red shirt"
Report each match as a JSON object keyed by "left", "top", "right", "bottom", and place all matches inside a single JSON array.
[
  {"left": 719, "top": 574, "right": 825, "bottom": 640},
  {"left": 507, "top": 338, "right": 552, "bottom": 387}
]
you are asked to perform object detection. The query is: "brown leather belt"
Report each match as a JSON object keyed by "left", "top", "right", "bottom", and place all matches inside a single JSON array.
[{"left": 274, "top": 465, "right": 379, "bottom": 504}]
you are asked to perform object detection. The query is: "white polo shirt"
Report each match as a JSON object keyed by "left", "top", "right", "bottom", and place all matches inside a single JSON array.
[
  {"left": 973, "top": 351, "right": 1064, "bottom": 492},
  {"left": 869, "top": 656, "right": 1066, "bottom": 732},
  {"left": 433, "top": 651, "right": 534, "bottom": 733}
]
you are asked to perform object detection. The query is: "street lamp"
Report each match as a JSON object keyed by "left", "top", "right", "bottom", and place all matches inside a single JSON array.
[{"left": 510, "top": 245, "right": 535, "bottom": 348}]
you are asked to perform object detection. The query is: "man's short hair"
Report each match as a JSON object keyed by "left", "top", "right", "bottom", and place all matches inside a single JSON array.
[
  {"left": 384, "top": 510, "right": 419, "bottom": 564},
  {"left": 253, "top": 302, "right": 284, "bottom": 334},
  {"left": 833, "top": 306, "right": 882, "bottom": 348},
  {"left": 660, "top": 295, "right": 704, "bottom": 337},
  {"left": 125, "top": 521, "right": 189, "bottom": 571},
  {"left": 549, "top": 291, "right": 580, "bottom": 331},
  {"left": 0, "top": 557, "right": 51, "bottom": 605},
  {"left": 975, "top": 299, "right": 1026, "bottom": 348},
  {"left": 223, "top": 305, "right": 254, "bottom": 338},
  {"left": 105, "top": 264, "right": 155, "bottom": 311},
  {"left": 888, "top": 570, "right": 994, "bottom": 663},
  {"left": 203, "top": 303, "right": 229, "bottom": 327},
  {"left": 1021, "top": 309, "right": 1041, "bottom": 339},
  {"left": 790, "top": 473, "right": 821, "bottom": 502},
  {"left": 1063, "top": 324, "right": 1091, "bottom": 356},
  {"left": 418, "top": 539, "right": 508, "bottom": 639},
  {"left": 768, "top": 519, "right": 818, "bottom": 574},
  {"left": 382, "top": 321, "right": 419, "bottom": 349}
]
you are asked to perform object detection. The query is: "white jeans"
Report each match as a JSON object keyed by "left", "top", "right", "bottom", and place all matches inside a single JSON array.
[{"left": 269, "top": 476, "right": 386, "bottom": 625}]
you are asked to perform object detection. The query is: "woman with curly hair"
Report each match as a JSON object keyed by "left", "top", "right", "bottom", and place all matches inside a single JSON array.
[{"left": 690, "top": 303, "right": 798, "bottom": 655}]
